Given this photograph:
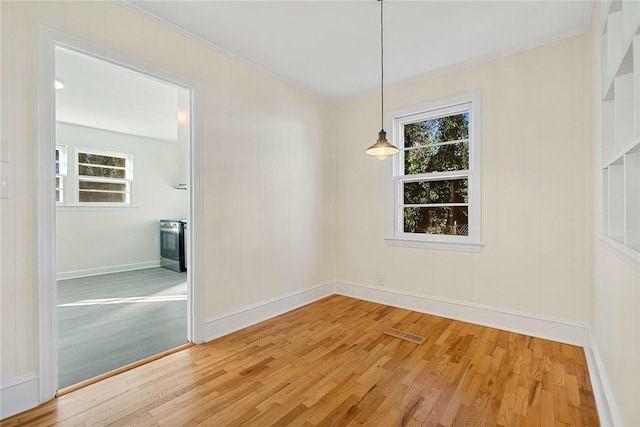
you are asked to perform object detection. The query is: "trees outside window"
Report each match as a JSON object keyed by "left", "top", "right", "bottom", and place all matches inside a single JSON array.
[
  {"left": 387, "top": 92, "right": 482, "bottom": 252},
  {"left": 55, "top": 144, "right": 133, "bottom": 206},
  {"left": 77, "top": 151, "right": 131, "bottom": 204}
]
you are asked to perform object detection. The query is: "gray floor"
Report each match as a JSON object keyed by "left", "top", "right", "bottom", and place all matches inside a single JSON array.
[{"left": 57, "top": 267, "right": 188, "bottom": 389}]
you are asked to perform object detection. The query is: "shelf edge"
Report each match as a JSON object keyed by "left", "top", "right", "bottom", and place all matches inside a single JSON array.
[
  {"left": 602, "top": 139, "right": 640, "bottom": 167},
  {"left": 601, "top": 30, "right": 634, "bottom": 97},
  {"left": 598, "top": 234, "right": 640, "bottom": 271}
]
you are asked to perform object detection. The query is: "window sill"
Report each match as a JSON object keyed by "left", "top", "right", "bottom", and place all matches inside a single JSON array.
[
  {"left": 56, "top": 205, "right": 139, "bottom": 212},
  {"left": 385, "top": 237, "right": 483, "bottom": 253}
]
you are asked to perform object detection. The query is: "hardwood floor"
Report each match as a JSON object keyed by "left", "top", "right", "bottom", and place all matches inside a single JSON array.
[
  {"left": 57, "top": 268, "right": 188, "bottom": 388},
  {"left": 3, "top": 295, "right": 599, "bottom": 426}
]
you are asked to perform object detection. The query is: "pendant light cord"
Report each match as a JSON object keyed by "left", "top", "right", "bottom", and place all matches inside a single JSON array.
[{"left": 380, "top": 0, "right": 384, "bottom": 130}]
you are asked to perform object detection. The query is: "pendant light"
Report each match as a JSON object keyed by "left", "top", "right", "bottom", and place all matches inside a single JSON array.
[{"left": 365, "top": 0, "right": 399, "bottom": 160}]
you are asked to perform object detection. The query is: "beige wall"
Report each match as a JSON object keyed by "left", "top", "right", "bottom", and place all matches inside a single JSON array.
[
  {"left": 0, "top": 1, "right": 335, "bottom": 381},
  {"left": 334, "top": 34, "right": 591, "bottom": 322},
  {"left": 3, "top": 1, "right": 638, "bottom": 423},
  {"left": 588, "top": 4, "right": 640, "bottom": 426}
]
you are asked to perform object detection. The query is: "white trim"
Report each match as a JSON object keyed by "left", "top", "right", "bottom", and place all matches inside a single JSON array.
[
  {"left": 56, "top": 261, "right": 162, "bottom": 281},
  {"left": 202, "top": 281, "right": 612, "bottom": 423},
  {"left": 350, "top": 27, "right": 591, "bottom": 104},
  {"left": 202, "top": 279, "right": 590, "bottom": 347},
  {"left": 384, "top": 238, "right": 483, "bottom": 252},
  {"left": 398, "top": 170, "right": 469, "bottom": 182},
  {"left": 0, "top": 374, "right": 39, "bottom": 419},
  {"left": 389, "top": 91, "right": 481, "bottom": 121},
  {"left": 386, "top": 90, "right": 482, "bottom": 251},
  {"left": 36, "top": 24, "right": 59, "bottom": 405},
  {"left": 203, "top": 282, "right": 335, "bottom": 342},
  {"left": 73, "top": 146, "right": 133, "bottom": 207},
  {"left": 598, "top": 234, "right": 640, "bottom": 270},
  {"left": 37, "top": 25, "right": 204, "bottom": 400},
  {"left": 582, "top": 0, "right": 594, "bottom": 36},
  {"left": 9, "top": 280, "right": 616, "bottom": 422},
  {"left": 584, "top": 331, "right": 620, "bottom": 427},
  {"left": 118, "top": 1, "right": 590, "bottom": 104},
  {"left": 187, "top": 77, "right": 204, "bottom": 344},
  {"left": 114, "top": 0, "right": 316, "bottom": 101},
  {"left": 334, "top": 280, "right": 589, "bottom": 346}
]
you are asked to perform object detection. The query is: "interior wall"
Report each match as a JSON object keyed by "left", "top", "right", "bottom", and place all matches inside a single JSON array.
[
  {"left": 0, "top": 0, "right": 334, "bottom": 384},
  {"left": 587, "top": 4, "right": 640, "bottom": 426},
  {"left": 592, "top": 245, "right": 640, "bottom": 425},
  {"left": 55, "top": 122, "right": 186, "bottom": 277},
  {"left": 334, "top": 33, "right": 591, "bottom": 323},
  {"left": 4, "top": 0, "right": 623, "bottom": 420}
]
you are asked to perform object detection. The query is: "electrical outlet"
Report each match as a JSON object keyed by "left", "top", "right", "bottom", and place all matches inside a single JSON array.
[{"left": 377, "top": 275, "right": 384, "bottom": 286}]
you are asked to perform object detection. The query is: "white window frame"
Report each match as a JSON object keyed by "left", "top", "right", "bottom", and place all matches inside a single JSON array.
[
  {"left": 385, "top": 91, "right": 482, "bottom": 252},
  {"left": 55, "top": 141, "right": 135, "bottom": 208},
  {"left": 74, "top": 147, "right": 133, "bottom": 206},
  {"left": 55, "top": 144, "right": 67, "bottom": 205}
]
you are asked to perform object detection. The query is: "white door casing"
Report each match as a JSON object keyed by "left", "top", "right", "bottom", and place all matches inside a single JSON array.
[{"left": 36, "top": 24, "right": 204, "bottom": 402}]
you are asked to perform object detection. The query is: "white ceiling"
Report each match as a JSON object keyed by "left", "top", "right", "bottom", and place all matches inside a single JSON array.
[
  {"left": 123, "top": 0, "right": 591, "bottom": 101},
  {"left": 55, "top": 1, "right": 590, "bottom": 140},
  {"left": 55, "top": 46, "right": 180, "bottom": 142}
]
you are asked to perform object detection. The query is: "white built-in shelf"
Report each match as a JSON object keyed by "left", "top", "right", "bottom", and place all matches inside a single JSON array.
[{"left": 601, "top": 1, "right": 640, "bottom": 263}]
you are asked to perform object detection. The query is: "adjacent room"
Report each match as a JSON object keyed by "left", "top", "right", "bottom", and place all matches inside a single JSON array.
[
  {"left": 1, "top": 1, "right": 639, "bottom": 426},
  {"left": 54, "top": 46, "right": 191, "bottom": 389}
]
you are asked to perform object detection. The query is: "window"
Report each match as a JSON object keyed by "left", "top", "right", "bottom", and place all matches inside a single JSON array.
[
  {"left": 386, "top": 91, "right": 482, "bottom": 252},
  {"left": 55, "top": 145, "right": 67, "bottom": 204},
  {"left": 77, "top": 150, "right": 131, "bottom": 204},
  {"left": 55, "top": 144, "right": 133, "bottom": 206}
]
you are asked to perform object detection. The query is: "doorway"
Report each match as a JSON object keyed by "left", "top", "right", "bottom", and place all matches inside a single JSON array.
[
  {"left": 37, "top": 26, "right": 203, "bottom": 401},
  {"left": 54, "top": 46, "right": 191, "bottom": 389}
]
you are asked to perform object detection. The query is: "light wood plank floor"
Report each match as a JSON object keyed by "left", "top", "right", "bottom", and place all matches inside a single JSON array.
[
  {"left": 4, "top": 295, "right": 599, "bottom": 426},
  {"left": 58, "top": 268, "right": 188, "bottom": 388}
]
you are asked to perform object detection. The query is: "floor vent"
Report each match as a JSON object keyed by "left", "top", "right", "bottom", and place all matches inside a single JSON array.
[{"left": 384, "top": 328, "right": 425, "bottom": 345}]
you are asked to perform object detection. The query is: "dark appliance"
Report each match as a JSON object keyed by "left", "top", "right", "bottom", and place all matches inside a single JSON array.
[{"left": 160, "top": 219, "right": 186, "bottom": 272}]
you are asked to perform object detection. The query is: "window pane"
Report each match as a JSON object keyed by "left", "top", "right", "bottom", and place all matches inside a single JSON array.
[
  {"left": 404, "top": 206, "right": 469, "bottom": 236},
  {"left": 78, "top": 152, "right": 126, "bottom": 168},
  {"left": 79, "top": 191, "right": 127, "bottom": 203},
  {"left": 78, "top": 165, "right": 126, "bottom": 179},
  {"left": 56, "top": 176, "right": 63, "bottom": 202},
  {"left": 79, "top": 181, "right": 127, "bottom": 192},
  {"left": 404, "top": 141, "right": 469, "bottom": 174},
  {"left": 56, "top": 148, "right": 66, "bottom": 175},
  {"left": 404, "top": 112, "right": 469, "bottom": 148},
  {"left": 404, "top": 179, "right": 468, "bottom": 204}
]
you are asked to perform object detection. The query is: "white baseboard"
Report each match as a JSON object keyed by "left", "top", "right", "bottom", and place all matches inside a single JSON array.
[
  {"left": 203, "top": 282, "right": 335, "bottom": 342},
  {"left": 333, "top": 280, "right": 620, "bottom": 426},
  {"left": 202, "top": 279, "right": 590, "bottom": 347},
  {"left": 4, "top": 280, "right": 614, "bottom": 423},
  {"left": 57, "top": 260, "right": 161, "bottom": 280},
  {"left": 1, "top": 374, "right": 39, "bottom": 420},
  {"left": 334, "top": 280, "right": 590, "bottom": 346},
  {"left": 585, "top": 331, "right": 621, "bottom": 427}
]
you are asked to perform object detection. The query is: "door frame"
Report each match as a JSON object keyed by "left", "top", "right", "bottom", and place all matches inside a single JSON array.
[{"left": 36, "top": 25, "right": 204, "bottom": 403}]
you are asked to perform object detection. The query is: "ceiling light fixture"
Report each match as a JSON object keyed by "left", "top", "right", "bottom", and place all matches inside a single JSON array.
[
  {"left": 365, "top": 0, "right": 398, "bottom": 161},
  {"left": 54, "top": 79, "right": 64, "bottom": 90}
]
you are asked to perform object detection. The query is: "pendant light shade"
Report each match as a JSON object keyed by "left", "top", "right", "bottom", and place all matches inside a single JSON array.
[
  {"left": 365, "top": 129, "right": 397, "bottom": 160},
  {"left": 366, "top": 0, "right": 398, "bottom": 160}
]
